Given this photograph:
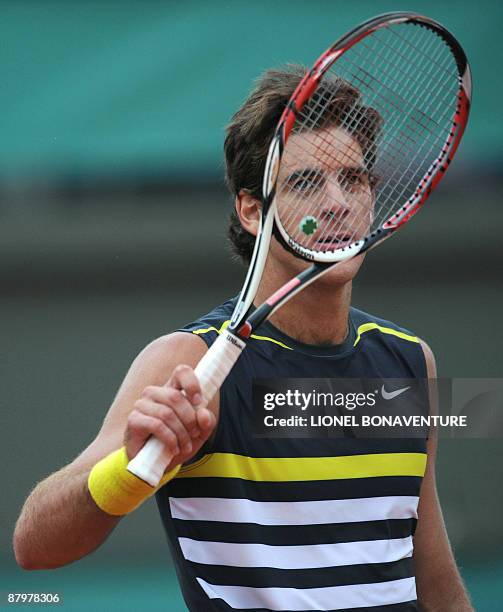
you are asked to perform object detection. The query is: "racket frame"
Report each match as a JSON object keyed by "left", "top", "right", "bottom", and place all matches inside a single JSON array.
[{"left": 232, "top": 11, "right": 471, "bottom": 336}]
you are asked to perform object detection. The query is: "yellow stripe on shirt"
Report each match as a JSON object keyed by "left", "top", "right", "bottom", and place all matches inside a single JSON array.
[
  {"left": 193, "top": 320, "right": 417, "bottom": 350},
  {"left": 192, "top": 319, "right": 293, "bottom": 350},
  {"left": 354, "top": 322, "right": 419, "bottom": 347},
  {"left": 179, "top": 452, "right": 427, "bottom": 481}
]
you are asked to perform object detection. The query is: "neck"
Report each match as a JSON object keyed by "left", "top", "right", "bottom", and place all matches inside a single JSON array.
[{"left": 254, "top": 261, "right": 352, "bottom": 346}]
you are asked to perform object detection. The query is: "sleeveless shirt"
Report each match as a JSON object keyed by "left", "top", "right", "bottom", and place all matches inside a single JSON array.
[{"left": 156, "top": 297, "right": 427, "bottom": 611}]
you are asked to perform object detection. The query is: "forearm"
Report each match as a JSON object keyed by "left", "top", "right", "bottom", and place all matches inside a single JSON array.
[
  {"left": 13, "top": 462, "right": 120, "bottom": 570},
  {"left": 417, "top": 557, "right": 473, "bottom": 611},
  {"left": 418, "top": 588, "right": 473, "bottom": 612},
  {"left": 414, "top": 509, "right": 474, "bottom": 612},
  {"left": 414, "top": 512, "right": 473, "bottom": 611}
]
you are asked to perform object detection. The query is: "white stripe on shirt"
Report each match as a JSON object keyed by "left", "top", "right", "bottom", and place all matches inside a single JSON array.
[
  {"left": 169, "top": 495, "right": 419, "bottom": 525},
  {"left": 179, "top": 535, "right": 413, "bottom": 569}
]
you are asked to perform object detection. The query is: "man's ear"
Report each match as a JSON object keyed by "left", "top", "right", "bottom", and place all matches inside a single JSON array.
[{"left": 235, "top": 190, "right": 262, "bottom": 237}]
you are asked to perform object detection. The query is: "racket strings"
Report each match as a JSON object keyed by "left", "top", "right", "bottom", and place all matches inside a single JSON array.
[
  {"left": 352, "top": 27, "right": 458, "bottom": 217},
  {"left": 387, "top": 23, "right": 459, "bottom": 79},
  {"left": 349, "top": 28, "right": 456, "bottom": 153},
  {"left": 284, "top": 55, "right": 456, "bottom": 246},
  {"left": 350, "top": 37, "right": 454, "bottom": 142},
  {"left": 275, "top": 21, "right": 460, "bottom": 255},
  {"left": 363, "top": 28, "right": 458, "bottom": 132},
  {"left": 279, "top": 96, "right": 379, "bottom": 249},
  {"left": 282, "top": 90, "right": 384, "bottom": 248},
  {"left": 363, "top": 26, "right": 456, "bottom": 117},
  {"left": 281, "top": 93, "right": 389, "bottom": 247},
  {"left": 343, "top": 58, "right": 455, "bottom": 215}
]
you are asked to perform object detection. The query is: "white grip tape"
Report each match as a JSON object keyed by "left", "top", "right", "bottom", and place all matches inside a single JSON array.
[
  {"left": 127, "top": 329, "right": 246, "bottom": 487},
  {"left": 194, "top": 329, "right": 246, "bottom": 403},
  {"left": 126, "top": 436, "right": 171, "bottom": 487}
]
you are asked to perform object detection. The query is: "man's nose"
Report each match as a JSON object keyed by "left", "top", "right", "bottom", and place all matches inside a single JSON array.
[{"left": 321, "top": 176, "right": 350, "bottom": 219}]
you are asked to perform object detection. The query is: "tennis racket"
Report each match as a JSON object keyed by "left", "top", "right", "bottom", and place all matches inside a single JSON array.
[{"left": 127, "top": 11, "right": 471, "bottom": 486}]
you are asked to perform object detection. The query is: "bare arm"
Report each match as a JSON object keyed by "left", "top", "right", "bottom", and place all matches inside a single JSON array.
[
  {"left": 414, "top": 341, "right": 473, "bottom": 611},
  {"left": 13, "top": 454, "right": 121, "bottom": 570},
  {"left": 13, "top": 332, "right": 213, "bottom": 570}
]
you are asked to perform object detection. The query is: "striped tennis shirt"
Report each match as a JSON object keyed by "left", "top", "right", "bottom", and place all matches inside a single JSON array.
[{"left": 156, "top": 297, "right": 428, "bottom": 611}]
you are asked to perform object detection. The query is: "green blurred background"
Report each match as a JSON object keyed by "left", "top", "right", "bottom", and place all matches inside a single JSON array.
[{"left": 1, "top": 1, "right": 502, "bottom": 610}]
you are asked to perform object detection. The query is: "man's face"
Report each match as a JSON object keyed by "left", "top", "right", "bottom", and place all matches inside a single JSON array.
[
  {"left": 269, "top": 124, "right": 373, "bottom": 284},
  {"left": 276, "top": 124, "right": 374, "bottom": 252}
]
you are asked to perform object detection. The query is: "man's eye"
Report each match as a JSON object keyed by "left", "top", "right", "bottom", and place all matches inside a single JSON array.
[
  {"left": 343, "top": 172, "right": 362, "bottom": 185},
  {"left": 340, "top": 170, "right": 367, "bottom": 191},
  {"left": 290, "top": 174, "right": 323, "bottom": 194}
]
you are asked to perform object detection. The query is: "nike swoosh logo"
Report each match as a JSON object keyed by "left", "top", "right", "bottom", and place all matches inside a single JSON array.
[{"left": 381, "top": 385, "right": 410, "bottom": 400}]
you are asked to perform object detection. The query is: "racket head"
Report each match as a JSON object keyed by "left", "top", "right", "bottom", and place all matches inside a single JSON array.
[{"left": 263, "top": 12, "right": 471, "bottom": 264}]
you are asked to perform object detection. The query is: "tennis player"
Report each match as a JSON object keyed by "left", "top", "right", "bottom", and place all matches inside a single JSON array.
[{"left": 14, "top": 66, "right": 473, "bottom": 611}]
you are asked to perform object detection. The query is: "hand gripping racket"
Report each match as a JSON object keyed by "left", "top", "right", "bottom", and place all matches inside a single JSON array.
[{"left": 128, "top": 12, "right": 471, "bottom": 486}]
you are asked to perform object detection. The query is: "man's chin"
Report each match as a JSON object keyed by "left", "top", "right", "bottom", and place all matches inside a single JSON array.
[{"left": 316, "top": 253, "right": 366, "bottom": 286}]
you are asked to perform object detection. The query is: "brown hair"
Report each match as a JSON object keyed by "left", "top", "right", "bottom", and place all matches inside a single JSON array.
[{"left": 224, "top": 64, "right": 381, "bottom": 264}]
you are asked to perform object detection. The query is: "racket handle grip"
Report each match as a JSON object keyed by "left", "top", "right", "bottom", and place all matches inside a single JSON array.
[{"left": 127, "top": 329, "right": 246, "bottom": 486}]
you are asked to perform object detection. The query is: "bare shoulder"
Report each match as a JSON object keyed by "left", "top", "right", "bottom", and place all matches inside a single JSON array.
[
  {"left": 419, "top": 338, "right": 437, "bottom": 378},
  {"left": 131, "top": 331, "right": 209, "bottom": 381},
  {"left": 74, "top": 331, "right": 209, "bottom": 468}
]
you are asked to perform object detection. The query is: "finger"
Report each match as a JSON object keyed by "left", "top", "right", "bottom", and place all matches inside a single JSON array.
[
  {"left": 126, "top": 410, "right": 180, "bottom": 457},
  {"left": 167, "top": 365, "right": 203, "bottom": 406},
  {"left": 195, "top": 407, "right": 216, "bottom": 436},
  {"left": 134, "top": 399, "right": 193, "bottom": 453},
  {"left": 141, "top": 387, "right": 201, "bottom": 439}
]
